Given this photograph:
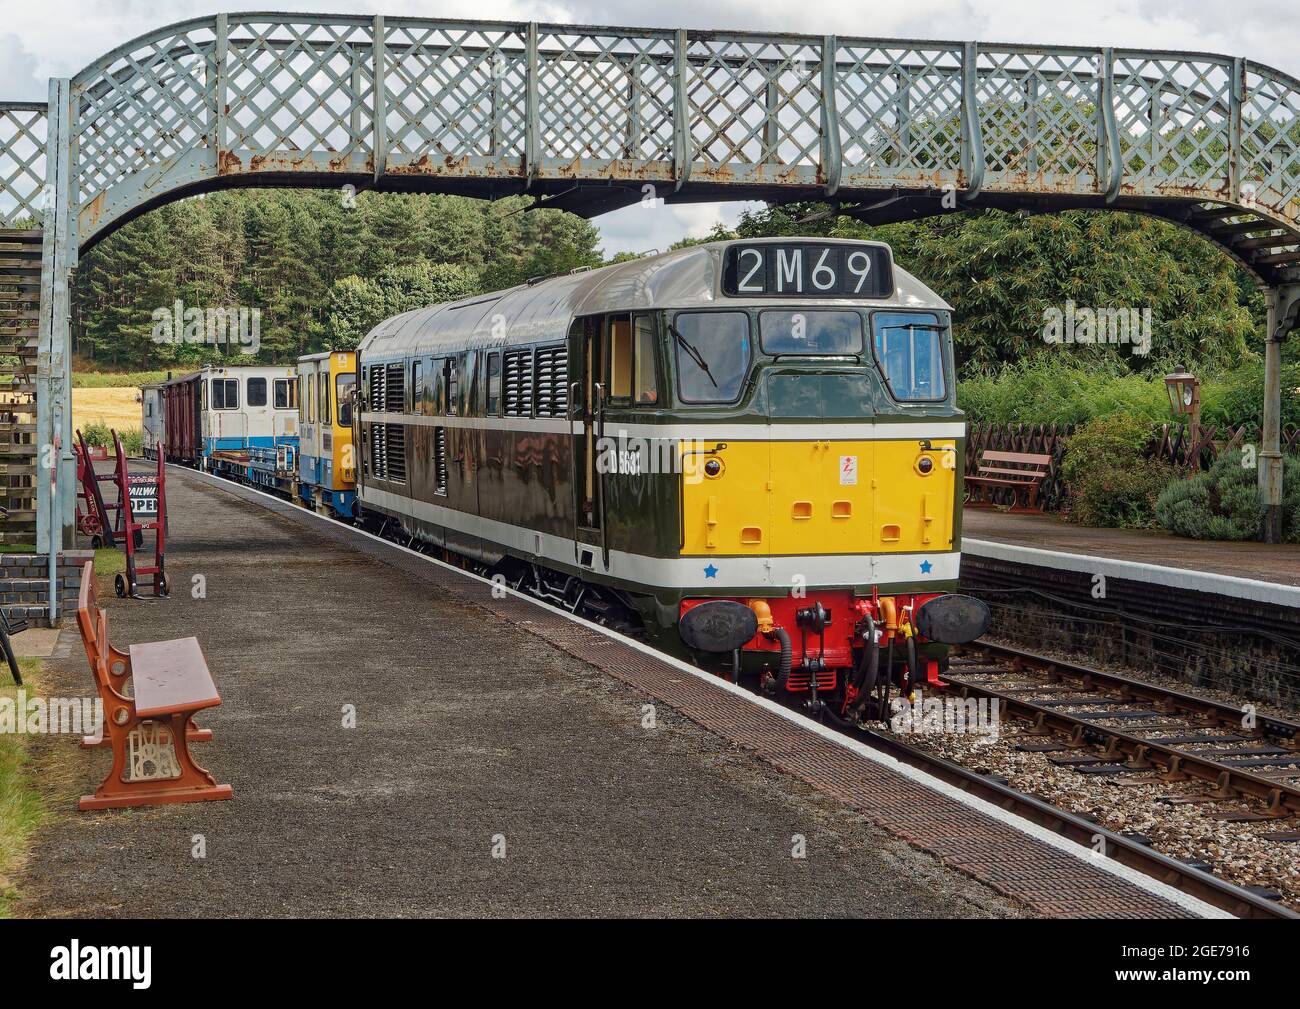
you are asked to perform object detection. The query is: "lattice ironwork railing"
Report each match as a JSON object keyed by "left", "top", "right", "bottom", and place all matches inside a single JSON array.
[
  {"left": 0, "top": 104, "right": 47, "bottom": 226},
  {"left": 2, "top": 14, "right": 1300, "bottom": 268}
]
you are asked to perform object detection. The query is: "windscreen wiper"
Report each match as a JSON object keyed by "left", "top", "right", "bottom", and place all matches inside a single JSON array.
[{"left": 667, "top": 321, "right": 719, "bottom": 389}]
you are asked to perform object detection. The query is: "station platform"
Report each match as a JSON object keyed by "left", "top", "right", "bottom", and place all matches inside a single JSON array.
[
  {"left": 963, "top": 507, "right": 1300, "bottom": 598},
  {"left": 959, "top": 506, "right": 1300, "bottom": 708},
  {"left": 12, "top": 468, "right": 1214, "bottom": 918}
]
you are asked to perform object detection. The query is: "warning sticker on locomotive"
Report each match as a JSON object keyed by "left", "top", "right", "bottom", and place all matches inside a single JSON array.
[
  {"left": 839, "top": 455, "right": 858, "bottom": 486},
  {"left": 127, "top": 476, "right": 158, "bottom": 516}
]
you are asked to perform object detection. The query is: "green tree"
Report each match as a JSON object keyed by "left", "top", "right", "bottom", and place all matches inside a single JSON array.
[{"left": 324, "top": 276, "right": 387, "bottom": 350}]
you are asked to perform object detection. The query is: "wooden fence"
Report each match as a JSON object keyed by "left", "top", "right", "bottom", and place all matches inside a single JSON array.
[{"left": 963, "top": 421, "right": 1300, "bottom": 511}]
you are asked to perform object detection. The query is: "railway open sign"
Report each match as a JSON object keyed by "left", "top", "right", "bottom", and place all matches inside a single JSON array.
[{"left": 127, "top": 475, "right": 159, "bottom": 516}]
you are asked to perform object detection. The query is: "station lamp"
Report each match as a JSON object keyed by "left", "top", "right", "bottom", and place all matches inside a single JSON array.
[{"left": 1164, "top": 366, "right": 1201, "bottom": 467}]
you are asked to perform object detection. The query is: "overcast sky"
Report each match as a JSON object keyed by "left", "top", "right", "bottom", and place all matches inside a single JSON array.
[{"left": 3, "top": 0, "right": 1297, "bottom": 254}]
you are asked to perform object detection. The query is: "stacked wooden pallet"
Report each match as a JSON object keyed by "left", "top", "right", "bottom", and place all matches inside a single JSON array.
[{"left": 0, "top": 230, "right": 40, "bottom": 545}]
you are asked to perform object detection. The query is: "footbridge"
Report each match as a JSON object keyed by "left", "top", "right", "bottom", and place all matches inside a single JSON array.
[{"left": 2, "top": 13, "right": 1299, "bottom": 561}]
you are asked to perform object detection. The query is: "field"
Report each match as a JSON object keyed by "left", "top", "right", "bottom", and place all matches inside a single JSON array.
[
  {"left": 71, "top": 386, "right": 141, "bottom": 436},
  {"left": 71, "top": 370, "right": 168, "bottom": 389}
]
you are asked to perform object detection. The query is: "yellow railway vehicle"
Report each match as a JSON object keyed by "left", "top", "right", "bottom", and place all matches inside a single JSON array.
[{"left": 296, "top": 351, "right": 357, "bottom": 518}]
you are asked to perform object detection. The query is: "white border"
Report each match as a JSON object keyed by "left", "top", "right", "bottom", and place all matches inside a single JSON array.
[
  {"left": 180, "top": 466, "right": 1231, "bottom": 919},
  {"left": 362, "top": 486, "right": 958, "bottom": 588},
  {"left": 965, "top": 537, "right": 1300, "bottom": 610},
  {"left": 362, "top": 412, "right": 968, "bottom": 443}
]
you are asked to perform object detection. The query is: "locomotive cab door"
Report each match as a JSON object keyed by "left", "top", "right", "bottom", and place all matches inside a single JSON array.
[{"left": 571, "top": 316, "right": 606, "bottom": 569}]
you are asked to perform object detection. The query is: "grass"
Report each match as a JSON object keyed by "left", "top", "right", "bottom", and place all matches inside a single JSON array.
[
  {"left": 0, "top": 657, "right": 48, "bottom": 918},
  {"left": 94, "top": 547, "right": 125, "bottom": 586},
  {"left": 71, "top": 371, "right": 169, "bottom": 389}
]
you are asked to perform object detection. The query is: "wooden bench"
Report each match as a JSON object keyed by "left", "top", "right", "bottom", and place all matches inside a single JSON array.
[
  {"left": 75, "top": 561, "right": 233, "bottom": 810},
  {"left": 964, "top": 450, "right": 1053, "bottom": 513}
]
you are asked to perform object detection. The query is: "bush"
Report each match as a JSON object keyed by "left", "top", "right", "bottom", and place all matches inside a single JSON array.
[
  {"left": 959, "top": 358, "right": 1300, "bottom": 435},
  {"left": 1157, "top": 452, "right": 1300, "bottom": 542},
  {"left": 1199, "top": 361, "right": 1300, "bottom": 436},
  {"left": 77, "top": 423, "right": 142, "bottom": 456},
  {"left": 958, "top": 360, "right": 1171, "bottom": 426},
  {"left": 1155, "top": 452, "right": 1260, "bottom": 540},
  {"left": 1059, "top": 414, "right": 1172, "bottom": 527},
  {"left": 120, "top": 429, "right": 144, "bottom": 456},
  {"left": 80, "top": 422, "right": 111, "bottom": 448}
]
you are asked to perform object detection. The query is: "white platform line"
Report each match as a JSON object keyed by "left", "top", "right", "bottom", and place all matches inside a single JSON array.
[
  {"left": 965, "top": 537, "right": 1300, "bottom": 611},
  {"left": 181, "top": 466, "right": 1231, "bottom": 919}
]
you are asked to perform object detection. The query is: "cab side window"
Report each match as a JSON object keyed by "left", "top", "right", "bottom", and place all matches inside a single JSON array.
[
  {"left": 487, "top": 352, "right": 502, "bottom": 415},
  {"left": 606, "top": 313, "right": 658, "bottom": 406},
  {"left": 633, "top": 314, "right": 658, "bottom": 405}
]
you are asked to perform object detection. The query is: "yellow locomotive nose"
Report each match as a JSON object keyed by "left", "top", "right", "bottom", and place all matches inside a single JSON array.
[{"left": 680, "top": 437, "right": 956, "bottom": 557}]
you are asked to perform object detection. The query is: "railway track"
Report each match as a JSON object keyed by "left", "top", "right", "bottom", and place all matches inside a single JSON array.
[
  {"left": 915, "top": 641, "right": 1300, "bottom": 917},
  {"left": 942, "top": 642, "right": 1300, "bottom": 820}
]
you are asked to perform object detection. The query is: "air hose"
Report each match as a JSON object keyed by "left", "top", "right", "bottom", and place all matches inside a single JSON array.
[
  {"left": 847, "top": 614, "right": 879, "bottom": 720},
  {"left": 767, "top": 626, "right": 792, "bottom": 691}
]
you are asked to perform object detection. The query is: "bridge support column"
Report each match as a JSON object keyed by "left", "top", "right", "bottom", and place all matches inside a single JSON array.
[
  {"left": 1261, "top": 285, "right": 1300, "bottom": 543},
  {"left": 35, "top": 78, "right": 75, "bottom": 620}
]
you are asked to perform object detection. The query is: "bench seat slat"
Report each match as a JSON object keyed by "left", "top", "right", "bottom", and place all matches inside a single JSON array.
[
  {"left": 976, "top": 466, "right": 1050, "bottom": 478},
  {"left": 966, "top": 476, "right": 1041, "bottom": 487},
  {"left": 979, "top": 451, "right": 1054, "bottom": 465},
  {"left": 129, "top": 637, "right": 221, "bottom": 718}
]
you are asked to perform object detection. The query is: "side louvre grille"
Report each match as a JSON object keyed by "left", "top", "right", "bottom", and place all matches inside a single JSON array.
[
  {"left": 369, "top": 365, "right": 387, "bottom": 480},
  {"left": 434, "top": 427, "right": 447, "bottom": 496},
  {"left": 366, "top": 362, "right": 406, "bottom": 483},
  {"left": 385, "top": 422, "right": 406, "bottom": 484},
  {"left": 504, "top": 350, "right": 533, "bottom": 417},
  {"left": 535, "top": 345, "right": 568, "bottom": 418},
  {"left": 385, "top": 362, "right": 405, "bottom": 412}
]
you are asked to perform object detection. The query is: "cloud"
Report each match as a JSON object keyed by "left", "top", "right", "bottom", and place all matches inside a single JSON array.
[
  {"left": 594, "top": 201, "right": 759, "bottom": 257},
  {"left": 0, "top": 33, "right": 42, "bottom": 102}
]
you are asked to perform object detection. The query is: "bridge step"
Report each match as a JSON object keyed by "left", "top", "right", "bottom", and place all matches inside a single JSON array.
[{"left": 0, "top": 230, "right": 40, "bottom": 540}]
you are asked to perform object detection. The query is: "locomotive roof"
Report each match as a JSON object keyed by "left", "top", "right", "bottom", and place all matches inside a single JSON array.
[{"left": 357, "top": 238, "right": 951, "bottom": 358}]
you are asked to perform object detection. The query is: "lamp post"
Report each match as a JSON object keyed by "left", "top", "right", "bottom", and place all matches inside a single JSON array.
[{"left": 1164, "top": 366, "right": 1201, "bottom": 470}]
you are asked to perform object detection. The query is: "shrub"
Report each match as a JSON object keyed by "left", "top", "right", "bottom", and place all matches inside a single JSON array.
[
  {"left": 1155, "top": 452, "right": 1260, "bottom": 540},
  {"left": 77, "top": 423, "right": 142, "bottom": 455},
  {"left": 1158, "top": 452, "right": 1300, "bottom": 542},
  {"left": 1199, "top": 361, "right": 1300, "bottom": 436},
  {"left": 1287, "top": 457, "right": 1300, "bottom": 543},
  {"left": 959, "top": 358, "right": 1300, "bottom": 435},
  {"left": 1059, "top": 414, "right": 1172, "bottom": 528},
  {"left": 957, "top": 360, "right": 1169, "bottom": 427},
  {"left": 120, "top": 429, "right": 145, "bottom": 456},
  {"left": 80, "top": 422, "right": 111, "bottom": 448}
]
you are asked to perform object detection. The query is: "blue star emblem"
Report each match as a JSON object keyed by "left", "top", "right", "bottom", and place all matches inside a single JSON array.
[
  {"left": 703, "top": 564, "right": 719, "bottom": 579},
  {"left": 919, "top": 560, "right": 933, "bottom": 574}
]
